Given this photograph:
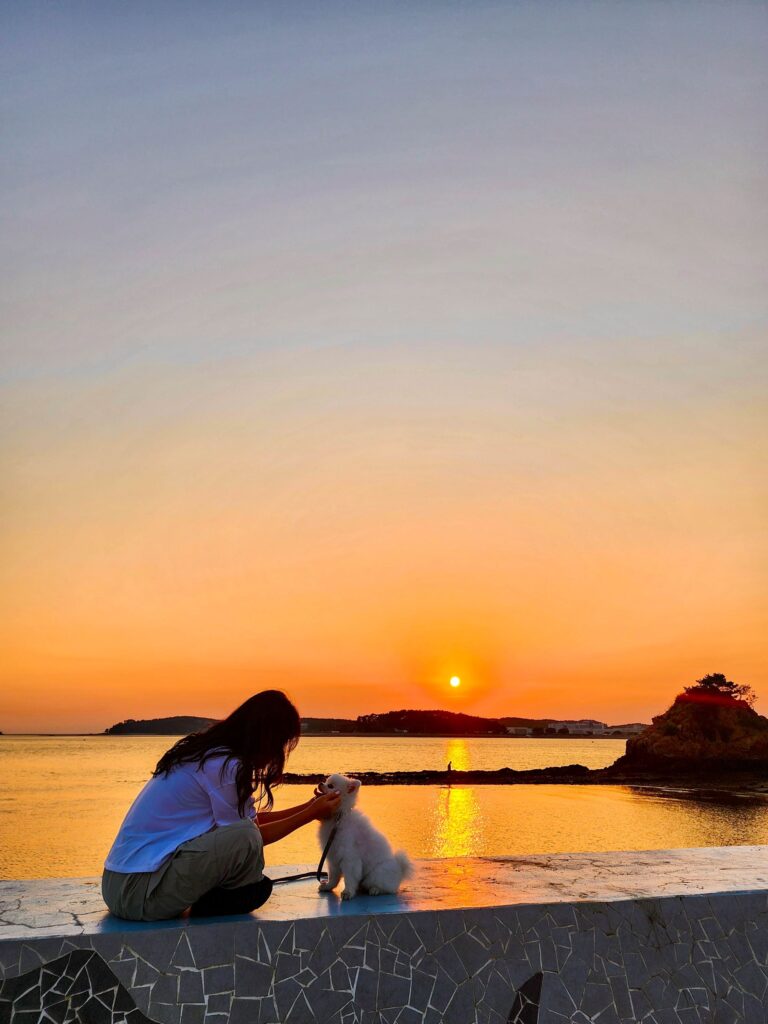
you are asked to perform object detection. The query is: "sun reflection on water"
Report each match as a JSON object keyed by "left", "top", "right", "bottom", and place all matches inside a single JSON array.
[
  {"left": 432, "top": 740, "right": 483, "bottom": 858},
  {"left": 444, "top": 738, "right": 470, "bottom": 771},
  {"left": 432, "top": 785, "right": 483, "bottom": 859}
]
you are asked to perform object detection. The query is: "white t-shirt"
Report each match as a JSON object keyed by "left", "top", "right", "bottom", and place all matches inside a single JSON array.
[{"left": 105, "top": 753, "right": 258, "bottom": 873}]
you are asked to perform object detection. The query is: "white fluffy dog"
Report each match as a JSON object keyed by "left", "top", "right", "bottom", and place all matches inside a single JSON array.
[{"left": 317, "top": 773, "right": 412, "bottom": 900}]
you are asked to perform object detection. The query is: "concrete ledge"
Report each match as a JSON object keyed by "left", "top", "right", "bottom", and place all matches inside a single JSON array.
[{"left": 2, "top": 848, "right": 767, "bottom": 1022}]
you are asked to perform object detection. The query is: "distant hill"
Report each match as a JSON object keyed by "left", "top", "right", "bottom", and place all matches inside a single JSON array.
[
  {"left": 104, "top": 709, "right": 648, "bottom": 737},
  {"left": 105, "top": 716, "right": 215, "bottom": 735},
  {"left": 357, "top": 709, "right": 507, "bottom": 735},
  {"left": 104, "top": 711, "right": 507, "bottom": 736},
  {"left": 302, "top": 717, "right": 358, "bottom": 734}
]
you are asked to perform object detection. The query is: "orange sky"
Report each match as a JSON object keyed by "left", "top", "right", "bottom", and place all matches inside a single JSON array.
[
  {"left": 1, "top": 5, "right": 766, "bottom": 731},
  {"left": 2, "top": 340, "right": 765, "bottom": 731}
]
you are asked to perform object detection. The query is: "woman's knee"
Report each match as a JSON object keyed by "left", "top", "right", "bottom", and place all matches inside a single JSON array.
[
  {"left": 216, "top": 821, "right": 265, "bottom": 876},
  {"left": 220, "top": 820, "right": 263, "bottom": 854}
]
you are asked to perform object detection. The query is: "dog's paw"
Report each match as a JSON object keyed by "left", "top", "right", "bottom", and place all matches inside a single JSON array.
[
  {"left": 318, "top": 882, "right": 333, "bottom": 892},
  {"left": 367, "top": 885, "right": 382, "bottom": 896},
  {"left": 341, "top": 889, "right": 354, "bottom": 901}
]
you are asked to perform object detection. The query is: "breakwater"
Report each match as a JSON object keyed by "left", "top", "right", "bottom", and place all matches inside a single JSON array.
[
  {"left": 283, "top": 765, "right": 593, "bottom": 785},
  {"left": 282, "top": 764, "right": 768, "bottom": 792}
]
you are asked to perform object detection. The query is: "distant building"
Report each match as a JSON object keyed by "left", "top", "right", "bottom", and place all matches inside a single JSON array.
[
  {"left": 608, "top": 723, "right": 647, "bottom": 735},
  {"left": 506, "top": 726, "right": 533, "bottom": 736},
  {"left": 547, "top": 719, "right": 607, "bottom": 735}
]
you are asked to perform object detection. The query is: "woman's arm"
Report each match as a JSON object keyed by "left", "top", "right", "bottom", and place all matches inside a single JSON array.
[
  {"left": 257, "top": 797, "right": 314, "bottom": 824},
  {"left": 258, "top": 791, "right": 340, "bottom": 846}
]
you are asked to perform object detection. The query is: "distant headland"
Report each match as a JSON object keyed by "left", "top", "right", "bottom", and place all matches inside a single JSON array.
[
  {"left": 105, "top": 716, "right": 216, "bottom": 736},
  {"left": 104, "top": 708, "right": 648, "bottom": 738}
]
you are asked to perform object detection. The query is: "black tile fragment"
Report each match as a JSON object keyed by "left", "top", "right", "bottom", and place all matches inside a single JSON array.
[
  {"left": 0, "top": 950, "right": 158, "bottom": 1024},
  {"left": 508, "top": 971, "right": 543, "bottom": 1024}
]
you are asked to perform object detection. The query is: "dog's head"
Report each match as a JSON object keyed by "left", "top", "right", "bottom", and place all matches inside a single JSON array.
[{"left": 318, "top": 772, "right": 361, "bottom": 811}]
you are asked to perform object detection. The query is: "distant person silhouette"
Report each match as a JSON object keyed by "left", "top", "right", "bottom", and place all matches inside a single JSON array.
[{"left": 447, "top": 760, "right": 452, "bottom": 787}]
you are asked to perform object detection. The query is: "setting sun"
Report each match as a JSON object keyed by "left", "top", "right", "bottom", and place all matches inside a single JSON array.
[{"left": 450, "top": 676, "right": 461, "bottom": 689}]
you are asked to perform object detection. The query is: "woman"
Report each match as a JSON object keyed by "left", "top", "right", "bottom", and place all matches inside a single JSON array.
[{"left": 102, "top": 690, "right": 340, "bottom": 921}]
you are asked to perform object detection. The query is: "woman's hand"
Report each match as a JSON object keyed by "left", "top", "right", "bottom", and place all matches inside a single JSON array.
[
  {"left": 311, "top": 790, "right": 341, "bottom": 820},
  {"left": 259, "top": 791, "right": 341, "bottom": 845}
]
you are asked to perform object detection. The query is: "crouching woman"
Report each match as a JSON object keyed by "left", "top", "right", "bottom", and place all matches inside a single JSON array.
[{"left": 102, "top": 690, "right": 340, "bottom": 921}]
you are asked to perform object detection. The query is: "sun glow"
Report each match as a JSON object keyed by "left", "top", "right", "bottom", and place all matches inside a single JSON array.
[{"left": 450, "top": 676, "right": 461, "bottom": 688}]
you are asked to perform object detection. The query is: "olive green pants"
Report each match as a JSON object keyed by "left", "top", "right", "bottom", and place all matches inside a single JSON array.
[{"left": 102, "top": 819, "right": 266, "bottom": 921}]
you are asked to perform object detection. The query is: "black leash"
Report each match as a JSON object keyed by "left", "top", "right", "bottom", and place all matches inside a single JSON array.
[{"left": 270, "top": 812, "right": 342, "bottom": 885}]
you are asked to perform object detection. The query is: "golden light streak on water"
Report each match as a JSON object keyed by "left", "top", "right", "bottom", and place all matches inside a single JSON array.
[
  {"left": 432, "top": 785, "right": 482, "bottom": 859},
  {"left": 444, "top": 738, "right": 470, "bottom": 772}
]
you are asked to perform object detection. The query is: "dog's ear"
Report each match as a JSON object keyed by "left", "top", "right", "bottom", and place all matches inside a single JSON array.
[{"left": 347, "top": 778, "right": 361, "bottom": 794}]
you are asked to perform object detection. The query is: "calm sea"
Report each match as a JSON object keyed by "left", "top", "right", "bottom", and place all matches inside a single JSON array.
[{"left": 2, "top": 735, "right": 766, "bottom": 879}]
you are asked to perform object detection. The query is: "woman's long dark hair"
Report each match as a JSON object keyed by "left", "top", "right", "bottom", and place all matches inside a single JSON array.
[{"left": 153, "top": 690, "right": 301, "bottom": 815}]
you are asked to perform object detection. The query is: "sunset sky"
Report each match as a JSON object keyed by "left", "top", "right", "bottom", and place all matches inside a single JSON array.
[{"left": 2, "top": 3, "right": 766, "bottom": 732}]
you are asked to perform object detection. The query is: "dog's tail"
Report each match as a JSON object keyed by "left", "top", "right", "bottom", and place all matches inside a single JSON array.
[{"left": 395, "top": 851, "right": 413, "bottom": 880}]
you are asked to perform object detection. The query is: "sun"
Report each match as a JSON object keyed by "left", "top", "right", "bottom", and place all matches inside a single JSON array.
[{"left": 449, "top": 676, "right": 461, "bottom": 688}]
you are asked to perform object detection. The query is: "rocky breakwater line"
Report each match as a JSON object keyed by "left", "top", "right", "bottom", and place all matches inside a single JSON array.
[{"left": 283, "top": 764, "right": 594, "bottom": 785}]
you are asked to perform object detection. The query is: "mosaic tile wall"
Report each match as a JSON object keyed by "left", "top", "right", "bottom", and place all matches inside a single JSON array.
[{"left": 1, "top": 890, "right": 767, "bottom": 1023}]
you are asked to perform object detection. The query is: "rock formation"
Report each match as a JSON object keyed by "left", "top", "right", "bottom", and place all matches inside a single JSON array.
[{"left": 611, "top": 690, "right": 768, "bottom": 772}]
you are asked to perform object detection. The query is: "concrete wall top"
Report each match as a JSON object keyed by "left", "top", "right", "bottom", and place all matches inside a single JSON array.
[{"left": 2, "top": 846, "right": 766, "bottom": 942}]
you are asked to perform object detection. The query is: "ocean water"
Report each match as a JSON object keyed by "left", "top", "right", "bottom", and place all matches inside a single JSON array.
[{"left": 1, "top": 735, "right": 765, "bottom": 879}]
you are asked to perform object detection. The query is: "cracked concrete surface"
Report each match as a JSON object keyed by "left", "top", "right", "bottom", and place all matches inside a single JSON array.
[{"left": 1, "top": 846, "right": 767, "bottom": 941}]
